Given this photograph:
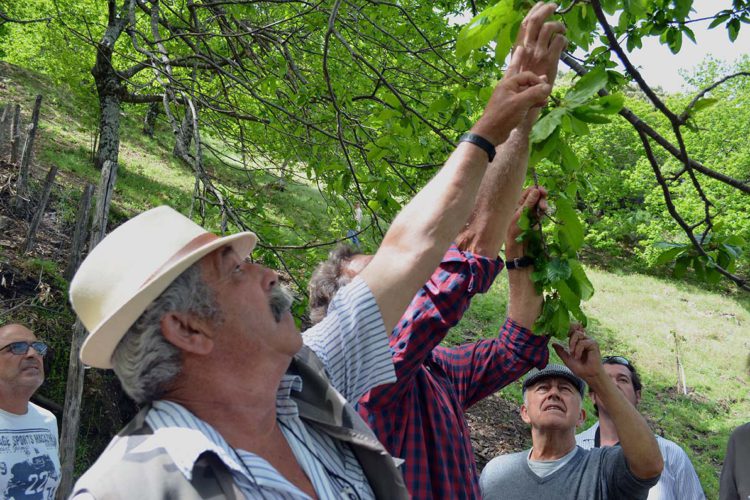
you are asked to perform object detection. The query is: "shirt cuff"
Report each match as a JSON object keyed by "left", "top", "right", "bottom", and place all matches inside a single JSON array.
[
  {"left": 502, "top": 317, "right": 550, "bottom": 369},
  {"left": 441, "top": 243, "right": 504, "bottom": 294}
]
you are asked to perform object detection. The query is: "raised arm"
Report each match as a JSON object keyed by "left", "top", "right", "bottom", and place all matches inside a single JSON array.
[
  {"left": 456, "top": 2, "right": 566, "bottom": 257},
  {"left": 360, "top": 72, "right": 551, "bottom": 333},
  {"left": 506, "top": 186, "right": 547, "bottom": 329},
  {"left": 555, "top": 326, "right": 664, "bottom": 480}
]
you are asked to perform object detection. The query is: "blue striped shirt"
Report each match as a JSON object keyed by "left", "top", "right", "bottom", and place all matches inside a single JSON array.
[{"left": 144, "top": 276, "right": 395, "bottom": 499}]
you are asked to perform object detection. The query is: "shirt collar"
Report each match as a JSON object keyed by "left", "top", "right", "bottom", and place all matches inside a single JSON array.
[{"left": 145, "top": 373, "right": 303, "bottom": 481}]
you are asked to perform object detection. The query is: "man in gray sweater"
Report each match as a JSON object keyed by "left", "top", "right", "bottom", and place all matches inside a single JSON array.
[{"left": 480, "top": 326, "right": 663, "bottom": 499}]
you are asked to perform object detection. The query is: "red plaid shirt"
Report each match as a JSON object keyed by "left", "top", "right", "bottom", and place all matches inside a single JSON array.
[{"left": 357, "top": 244, "right": 549, "bottom": 499}]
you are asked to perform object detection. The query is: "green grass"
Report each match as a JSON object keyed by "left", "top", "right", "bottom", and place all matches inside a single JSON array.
[{"left": 453, "top": 265, "right": 749, "bottom": 498}]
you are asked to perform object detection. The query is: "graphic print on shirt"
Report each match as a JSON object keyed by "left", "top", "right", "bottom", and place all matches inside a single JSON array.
[{"left": 0, "top": 427, "right": 59, "bottom": 499}]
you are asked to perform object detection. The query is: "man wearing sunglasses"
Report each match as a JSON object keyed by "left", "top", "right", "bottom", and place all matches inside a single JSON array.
[
  {"left": 0, "top": 323, "right": 60, "bottom": 499},
  {"left": 576, "top": 355, "right": 704, "bottom": 499}
]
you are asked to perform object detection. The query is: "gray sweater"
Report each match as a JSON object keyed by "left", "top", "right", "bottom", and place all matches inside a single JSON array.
[{"left": 480, "top": 446, "right": 659, "bottom": 499}]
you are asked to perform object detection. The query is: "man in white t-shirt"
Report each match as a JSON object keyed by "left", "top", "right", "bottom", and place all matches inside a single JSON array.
[{"left": 0, "top": 323, "right": 60, "bottom": 499}]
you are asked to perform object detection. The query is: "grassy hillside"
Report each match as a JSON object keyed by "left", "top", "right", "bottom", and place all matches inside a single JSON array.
[
  {"left": 454, "top": 268, "right": 750, "bottom": 497},
  {"left": 2, "top": 61, "right": 748, "bottom": 498}
]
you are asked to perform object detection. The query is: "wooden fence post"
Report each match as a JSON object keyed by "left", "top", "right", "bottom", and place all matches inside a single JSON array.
[
  {"left": 89, "top": 160, "right": 117, "bottom": 244},
  {"left": 0, "top": 104, "right": 9, "bottom": 151},
  {"left": 23, "top": 165, "right": 58, "bottom": 253},
  {"left": 64, "top": 184, "right": 95, "bottom": 280},
  {"left": 9, "top": 104, "right": 21, "bottom": 164},
  {"left": 16, "top": 95, "right": 43, "bottom": 211},
  {"left": 57, "top": 159, "right": 118, "bottom": 499}
]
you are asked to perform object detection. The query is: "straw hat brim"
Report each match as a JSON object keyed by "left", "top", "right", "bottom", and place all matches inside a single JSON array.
[{"left": 79, "top": 231, "right": 257, "bottom": 369}]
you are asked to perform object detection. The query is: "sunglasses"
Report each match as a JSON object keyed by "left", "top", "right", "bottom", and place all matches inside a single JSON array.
[
  {"left": 0, "top": 341, "right": 49, "bottom": 356},
  {"left": 603, "top": 355, "right": 631, "bottom": 367}
]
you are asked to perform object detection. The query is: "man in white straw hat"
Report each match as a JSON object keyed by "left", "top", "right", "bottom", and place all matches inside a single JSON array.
[{"left": 67, "top": 62, "right": 552, "bottom": 498}]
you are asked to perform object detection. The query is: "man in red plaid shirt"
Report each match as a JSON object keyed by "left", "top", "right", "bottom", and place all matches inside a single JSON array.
[{"left": 308, "top": 4, "right": 566, "bottom": 498}]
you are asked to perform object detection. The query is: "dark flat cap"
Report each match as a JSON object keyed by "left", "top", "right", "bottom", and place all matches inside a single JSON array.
[{"left": 522, "top": 364, "right": 586, "bottom": 397}]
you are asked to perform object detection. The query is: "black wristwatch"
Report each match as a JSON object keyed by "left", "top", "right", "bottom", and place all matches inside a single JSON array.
[{"left": 505, "top": 256, "right": 534, "bottom": 270}]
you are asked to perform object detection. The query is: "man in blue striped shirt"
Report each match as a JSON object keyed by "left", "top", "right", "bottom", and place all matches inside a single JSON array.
[{"left": 66, "top": 68, "right": 553, "bottom": 498}]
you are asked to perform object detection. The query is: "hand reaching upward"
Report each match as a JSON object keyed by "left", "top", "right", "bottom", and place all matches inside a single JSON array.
[
  {"left": 470, "top": 71, "right": 551, "bottom": 147},
  {"left": 553, "top": 324, "right": 604, "bottom": 382}
]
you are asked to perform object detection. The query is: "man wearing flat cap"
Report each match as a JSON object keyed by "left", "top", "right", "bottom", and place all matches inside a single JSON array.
[
  {"left": 480, "top": 326, "right": 663, "bottom": 499},
  {"left": 67, "top": 68, "right": 552, "bottom": 498}
]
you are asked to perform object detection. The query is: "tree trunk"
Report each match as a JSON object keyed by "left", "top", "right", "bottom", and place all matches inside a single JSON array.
[
  {"left": 143, "top": 101, "right": 160, "bottom": 137},
  {"left": 93, "top": 89, "right": 122, "bottom": 171},
  {"left": 24, "top": 165, "right": 58, "bottom": 253},
  {"left": 172, "top": 105, "right": 194, "bottom": 159},
  {"left": 16, "top": 95, "right": 43, "bottom": 211},
  {"left": 91, "top": 0, "right": 131, "bottom": 171}
]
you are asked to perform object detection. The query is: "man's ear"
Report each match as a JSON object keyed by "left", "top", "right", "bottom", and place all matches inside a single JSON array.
[
  {"left": 635, "top": 389, "right": 642, "bottom": 406},
  {"left": 520, "top": 403, "right": 531, "bottom": 425},
  {"left": 577, "top": 407, "right": 586, "bottom": 427},
  {"left": 161, "top": 312, "right": 215, "bottom": 355}
]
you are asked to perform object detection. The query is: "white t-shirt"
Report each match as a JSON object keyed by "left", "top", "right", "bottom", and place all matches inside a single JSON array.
[{"left": 0, "top": 402, "right": 60, "bottom": 499}]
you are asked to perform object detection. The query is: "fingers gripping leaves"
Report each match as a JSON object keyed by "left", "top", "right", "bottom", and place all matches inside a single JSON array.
[{"left": 516, "top": 195, "right": 594, "bottom": 339}]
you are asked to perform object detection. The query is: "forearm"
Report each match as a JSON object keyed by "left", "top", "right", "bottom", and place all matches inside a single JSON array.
[
  {"left": 507, "top": 266, "right": 543, "bottom": 329},
  {"left": 361, "top": 143, "right": 489, "bottom": 332},
  {"left": 455, "top": 125, "right": 532, "bottom": 257},
  {"left": 586, "top": 372, "right": 664, "bottom": 479}
]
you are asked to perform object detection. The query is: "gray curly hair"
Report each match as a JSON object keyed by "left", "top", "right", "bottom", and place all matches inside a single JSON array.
[
  {"left": 111, "top": 263, "right": 221, "bottom": 404},
  {"left": 308, "top": 244, "right": 362, "bottom": 324}
]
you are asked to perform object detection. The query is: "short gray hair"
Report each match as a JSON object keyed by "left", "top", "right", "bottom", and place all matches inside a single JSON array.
[
  {"left": 112, "top": 263, "right": 221, "bottom": 404},
  {"left": 308, "top": 244, "right": 361, "bottom": 324}
]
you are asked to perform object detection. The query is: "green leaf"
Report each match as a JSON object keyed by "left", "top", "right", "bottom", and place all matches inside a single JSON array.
[
  {"left": 565, "top": 66, "right": 608, "bottom": 106},
  {"left": 720, "top": 242, "right": 743, "bottom": 260},
  {"left": 654, "top": 242, "right": 689, "bottom": 265},
  {"left": 557, "top": 280, "right": 587, "bottom": 325},
  {"left": 693, "top": 256, "right": 707, "bottom": 281},
  {"left": 556, "top": 197, "right": 584, "bottom": 251},
  {"left": 569, "top": 260, "right": 594, "bottom": 300},
  {"left": 428, "top": 96, "right": 453, "bottom": 114},
  {"left": 708, "top": 13, "right": 731, "bottom": 30},
  {"left": 546, "top": 257, "right": 572, "bottom": 283},
  {"left": 551, "top": 302, "right": 571, "bottom": 338},
  {"left": 585, "top": 94, "right": 625, "bottom": 115},
  {"left": 568, "top": 114, "right": 590, "bottom": 135},
  {"left": 571, "top": 107, "right": 613, "bottom": 124},
  {"left": 728, "top": 18, "right": 741, "bottom": 42},
  {"left": 666, "top": 28, "right": 683, "bottom": 54},
  {"left": 690, "top": 98, "right": 718, "bottom": 114},
  {"left": 531, "top": 108, "right": 566, "bottom": 143},
  {"left": 558, "top": 140, "right": 580, "bottom": 173},
  {"left": 456, "top": 0, "right": 517, "bottom": 58},
  {"left": 673, "top": 255, "right": 691, "bottom": 279},
  {"left": 529, "top": 132, "right": 560, "bottom": 166},
  {"left": 656, "top": 246, "right": 688, "bottom": 266}
]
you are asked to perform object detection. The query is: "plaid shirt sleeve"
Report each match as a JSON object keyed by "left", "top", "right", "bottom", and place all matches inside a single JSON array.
[
  {"left": 432, "top": 317, "right": 549, "bottom": 409},
  {"left": 361, "top": 243, "right": 502, "bottom": 408}
]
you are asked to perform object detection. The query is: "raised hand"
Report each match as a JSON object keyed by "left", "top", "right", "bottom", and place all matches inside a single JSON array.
[
  {"left": 552, "top": 324, "right": 603, "bottom": 382},
  {"left": 506, "top": 185, "right": 548, "bottom": 260},
  {"left": 509, "top": 2, "right": 567, "bottom": 84},
  {"left": 470, "top": 71, "right": 551, "bottom": 147}
]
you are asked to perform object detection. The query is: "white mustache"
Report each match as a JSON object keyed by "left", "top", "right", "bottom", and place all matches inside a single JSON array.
[{"left": 269, "top": 284, "right": 294, "bottom": 322}]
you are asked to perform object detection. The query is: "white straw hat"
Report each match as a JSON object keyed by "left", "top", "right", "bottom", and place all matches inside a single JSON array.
[{"left": 70, "top": 206, "right": 257, "bottom": 369}]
